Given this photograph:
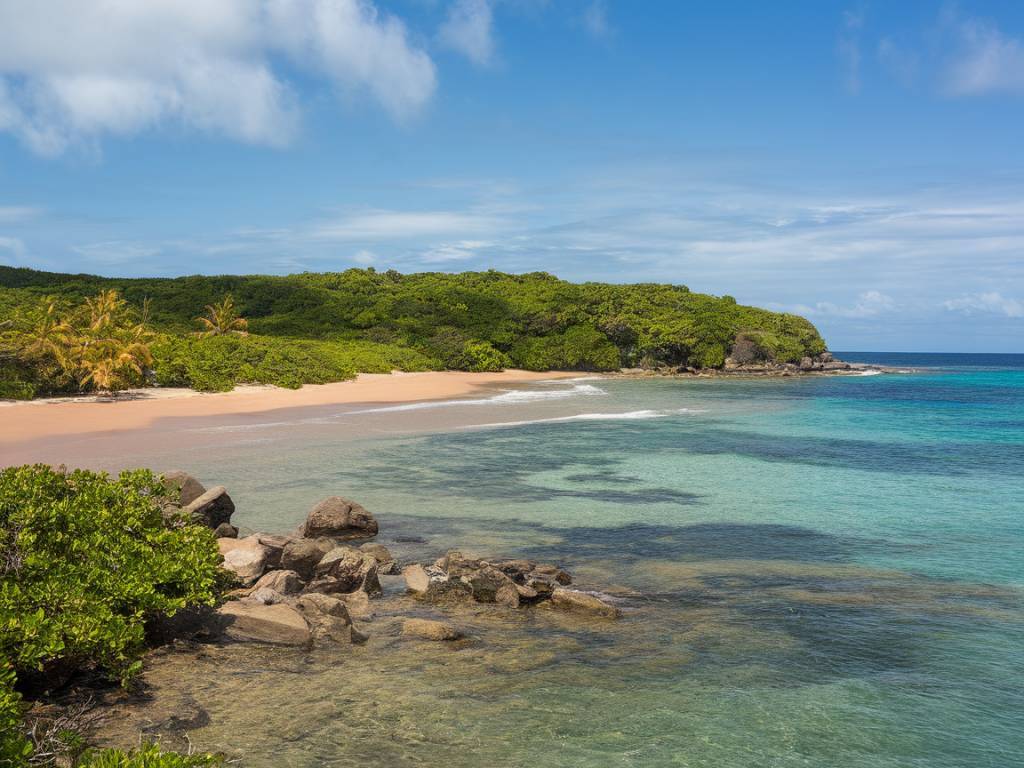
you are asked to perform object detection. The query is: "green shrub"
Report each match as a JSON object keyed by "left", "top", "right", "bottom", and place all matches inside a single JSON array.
[
  {"left": 0, "top": 663, "right": 31, "bottom": 766},
  {"left": 512, "top": 325, "right": 621, "bottom": 371},
  {"left": 77, "top": 743, "right": 223, "bottom": 767},
  {"left": 0, "top": 466, "right": 223, "bottom": 685},
  {"left": 453, "top": 340, "right": 512, "bottom": 372}
]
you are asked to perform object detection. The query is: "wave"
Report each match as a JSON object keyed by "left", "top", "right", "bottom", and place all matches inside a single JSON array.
[
  {"left": 466, "top": 407, "right": 704, "bottom": 429},
  {"left": 346, "top": 382, "right": 606, "bottom": 415},
  {"left": 858, "top": 370, "right": 883, "bottom": 376}
]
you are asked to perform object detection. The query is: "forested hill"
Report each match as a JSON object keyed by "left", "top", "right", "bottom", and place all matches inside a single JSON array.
[{"left": 0, "top": 265, "right": 826, "bottom": 397}]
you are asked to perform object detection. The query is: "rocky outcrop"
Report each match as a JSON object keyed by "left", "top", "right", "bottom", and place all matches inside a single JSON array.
[
  {"left": 218, "top": 536, "right": 268, "bottom": 586},
  {"left": 161, "top": 470, "right": 206, "bottom": 507},
  {"left": 403, "top": 551, "right": 590, "bottom": 613},
  {"left": 358, "top": 542, "right": 398, "bottom": 574},
  {"left": 401, "top": 618, "right": 463, "bottom": 641},
  {"left": 183, "top": 486, "right": 235, "bottom": 529},
  {"left": 217, "top": 602, "right": 312, "bottom": 647},
  {"left": 301, "top": 497, "right": 378, "bottom": 540},
  {"left": 251, "top": 569, "right": 304, "bottom": 596}
]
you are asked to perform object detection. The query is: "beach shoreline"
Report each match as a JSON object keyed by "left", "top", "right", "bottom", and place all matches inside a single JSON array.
[{"left": 0, "top": 370, "right": 581, "bottom": 451}]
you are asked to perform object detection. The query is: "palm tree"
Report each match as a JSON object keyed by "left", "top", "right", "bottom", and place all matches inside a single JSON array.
[
  {"left": 23, "top": 303, "right": 74, "bottom": 369},
  {"left": 194, "top": 295, "right": 248, "bottom": 337},
  {"left": 84, "top": 289, "right": 127, "bottom": 332}
]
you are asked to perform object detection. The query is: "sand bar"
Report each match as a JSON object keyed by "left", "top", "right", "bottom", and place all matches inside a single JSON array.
[{"left": 0, "top": 370, "right": 579, "bottom": 451}]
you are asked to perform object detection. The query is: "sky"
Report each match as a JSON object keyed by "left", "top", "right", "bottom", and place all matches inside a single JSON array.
[{"left": 0, "top": 1, "right": 1022, "bottom": 352}]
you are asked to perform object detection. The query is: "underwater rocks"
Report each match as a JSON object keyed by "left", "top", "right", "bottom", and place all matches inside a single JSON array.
[
  {"left": 402, "top": 550, "right": 620, "bottom": 619},
  {"left": 401, "top": 618, "right": 464, "bottom": 641}
]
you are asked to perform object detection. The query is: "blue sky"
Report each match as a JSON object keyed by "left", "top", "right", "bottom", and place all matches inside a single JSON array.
[{"left": 1, "top": 1, "right": 1022, "bottom": 351}]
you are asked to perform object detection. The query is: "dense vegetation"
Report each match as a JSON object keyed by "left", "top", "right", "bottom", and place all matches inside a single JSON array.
[
  {"left": 0, "top": 466, "right": 224, "bottom": 766},
  {"left": 0, "top": 265, "right": 826, "bottom": 398}
]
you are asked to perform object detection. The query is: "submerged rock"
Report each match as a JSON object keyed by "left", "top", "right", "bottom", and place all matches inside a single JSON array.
[
  {"left": 295, "top": 593, "right": 365, "bottom": 644},
  {"left": 550, "top": 588, "right": 621, "bottom": 619},
  {"left": 401, "top": 618, "right": 463, "bottom": 641},
  {"left": 217, "top": 602, "right": 312, "bottom": 646},
  {"left": 302, "top": 497, "right": 378, "bottom": 540},
  {"left": 406, "top": 551, "right": 572, "bottom": 608}
]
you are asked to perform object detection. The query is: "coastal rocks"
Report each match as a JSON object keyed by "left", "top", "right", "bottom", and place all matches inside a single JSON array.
[
  {"left": 359, "top": 542, "right": 398, "bottom": 574},
  {"left": 161, "top": 470, "right": 206, "bottom": 507},
  {"left": 280, "top": 538, "right": 333, "bottom": 581},
  {"left": 217, "top": 536, "right": 268, "bottom": 586},
  {"left": 307, "top": 548, "right": 381, "bottom": 597},
  {"left": 295, "top": 594, "right": 365, "bottom": 644},
  {"left": 252, "top": 569, "right": 304, "bottom": 596},
  {"left": 401, "top": 618, "right": 463, "bottom": 641},
  {"left": 404, "top": 551, "right": 576, "bottom": 611},
  {"left": 184, "top": 486, "right": 235, "bottom": 529},
  {"left": 214, "top": 523, "right": 238, "bottom": 538},
  {"left": 217, "top": 602, "right": 312, "bottom": 647},
  {"left": 550, "top": 588, "right": 621, "bottom": 619},
  {"left": 301, "top": 497, "right": 378, "bottom": 540}
]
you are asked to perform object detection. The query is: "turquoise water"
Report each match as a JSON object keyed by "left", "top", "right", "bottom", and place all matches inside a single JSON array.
[{"left": 102, "top": 355, "right": 1024, "bottom": 767}]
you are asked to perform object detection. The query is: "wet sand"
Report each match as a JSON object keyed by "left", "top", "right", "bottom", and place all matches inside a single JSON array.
[{"left": 0, "top": 370, "right": 579, "bottom": 467}]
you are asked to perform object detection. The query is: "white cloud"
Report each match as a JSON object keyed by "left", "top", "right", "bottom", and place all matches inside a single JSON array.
[
  {"left": 72, "top": 240, "right": 161, "bottom": 265},
  {"left": 944, "top": 12, "right": 1024, "bottom": 95},
  {"left": 439, "top": 0, "right": 495, "bottom": 66},
  {"left": 837, "top": 9, "right": 864, "bottom": 94},
  {"left": 310, "top": 209, "right": 503, "bottom": 240},
  {"left": 421, "top": 239, "right": 492, "bottom": 263},
  {"left": 0, "top": 0, "right": 436, "bottom": 155},
  {"left": 352, "top": 249, "right": 377, "bottom": 264},
  {"left": 582, "top": 2, "right": 612, "bottom": 41},
  {"left": 0, "top": 206, "right": 41, "bottom": 224},
  {"left": 0, "top": 236, "right": 28, "bottom": 262},
  {"left": 943, "top": 292, "right": 1023, "bottom": 318},
  {"left": 781, "top": 290, "right": 897, "bottom": 319}
]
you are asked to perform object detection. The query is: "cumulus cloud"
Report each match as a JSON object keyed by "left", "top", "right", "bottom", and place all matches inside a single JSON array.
[
  {"left": 439, "top": 0, "right": 496, "bottom": 66},
  {"left": 943, "top": 292, "right": 1023, "bottom": 318},
  {"left": 0, "top": 0, "right": 436, "bottom": 155},
  {"left": 943, "top": 10, "right": 1024, "bottom": 95}
]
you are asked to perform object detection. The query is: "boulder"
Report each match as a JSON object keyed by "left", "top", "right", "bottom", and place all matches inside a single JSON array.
[
  {"left": 462, "top": 566, "right": 516, "bottom": 604},
  {"left": 161, "top": 470, "right": 206, "bottom": 506},
  {"left": 214, "top": 523, "right": 238, "bottom": 539},
  {"left": 257, "top": 534, "right": 292, "bottom": 569},
  {"left": 295, "top": 593, "right": 364, "bottom": 644},
  {"left": 799, "top": 356, "right": 814, "bottom": 371},
  {"left": 402, "top": 564, "right": 473, "bottom": 603},
  {"left": 246, "top": 587, "right": 285, "bottom": 605},
  {"left": 531, "top": 563, "right": 572, "bottom": 586},
  {"left": 307, "top": 548, "right": 381, "bottom": 596},
  {"left": 183, "top": 486, "right": 235, "bottom": 529},
  {"left": 822, "top": 361, "right": 851, "bottom": 371},
  {"left": 359, "top": 542, "right": 398, "bottom": 574},
  {"left": 217, "top": 601, "right": 312, "bottom": 646},
  {"left": 218, "top": 536, "right": 268, "bottom": 586},
  {"left": 401, "top": 618, "right": 463, "bottom": 641},
  {"left": 819, "top": 351, "right": 834, "bottom": 363},
  {"left": 335, "top": 590, "right": 373, "bottom": 620},
  {"left": 252, "top": 569, "right": 304, "bottom": 596},
  {"left": 280, "top": 538, "right": 333, "bottom": 581},
  {"left": 550, "top": 588, "right": 621, "bottom": 619},
  {"left": 301, "top": 497, "right": 378, "bottom": 540}
]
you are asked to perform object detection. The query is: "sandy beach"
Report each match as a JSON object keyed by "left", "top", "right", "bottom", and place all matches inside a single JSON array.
[{"left": 0, "top": 370, "right": 578, "bottom": 453}]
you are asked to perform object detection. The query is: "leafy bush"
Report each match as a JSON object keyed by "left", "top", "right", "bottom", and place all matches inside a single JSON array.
[
  {"left": 77, "top": 743, "right": 223, "bottom": 767},
  {"left": 453, "top": 341, "right": 512, "bottom": 372},
  {"left": 1, "top": 663, "right": 31, "bottom": 766},
  {"left": 512, "top": 325, "right": 621, "bottom": 371},
  {"left": 0, "top": 466, "right": 223, "bottom": 685}
]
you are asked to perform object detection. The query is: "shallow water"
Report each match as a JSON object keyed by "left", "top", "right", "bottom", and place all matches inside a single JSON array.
[{"left": 90, "top": 354, "right": 1023, "bottom": 767}]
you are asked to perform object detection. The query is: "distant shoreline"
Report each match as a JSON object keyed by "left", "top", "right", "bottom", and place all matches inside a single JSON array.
[{"left": 0, "top": 370, "right": 580, "bottom": 455}]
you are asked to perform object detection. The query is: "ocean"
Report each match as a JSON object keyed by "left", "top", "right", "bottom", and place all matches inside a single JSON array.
[{"left": 92, "top": 353, "right": 1024, "bottom": 767}]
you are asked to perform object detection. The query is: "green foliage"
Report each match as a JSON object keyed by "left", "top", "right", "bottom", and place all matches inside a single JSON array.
[
  {"left": 77, "top": 743, "right": 223, "bottom": 767},
  {"left": 0, "top": 663, "right": 31, "bottom": 766},
  {"left": 0, "top": 466, "right": 222, "bottom": 685},
  {"left": 0, "top": 266, "right": 830, "bottom": 396}
]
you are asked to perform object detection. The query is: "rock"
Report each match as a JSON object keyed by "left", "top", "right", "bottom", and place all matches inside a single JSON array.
[
  {"left": 550, "top": 588, "right": 621, "bottom": 619},
  {"left": 402, "top": 564, "right": 473, "bottom": 603},
  {"left": 335, "top": 590, "right": 373, "bottom": 619},
  {"left": 401, "top": 618, "right": 463, "bottom": 641},
  {"left": 462, "top": 566, "right": 516, "bottom": 603},
  {"left": 495, "top": 581, "right": 521, "bottom": 608},
  {"left": 257, "top": 534, "right": 292, "bottom": 569},
  {"left": 217, "top": 602, "right": 312, "bottom": 646},
  {"left": 532, "top": 563, "right": 572, "bottom": 586},
  {"left": 214, "top": 523, "right": 238, "bottom": 538},
  {"left": 822, "top": 361, "right": 851, "bottom": 371},
  {"left": 515, "top": 583, "right": 539, "bottom": 600},
  {"left": 218, "top": 536, "right": 268, "bottom": 586},
  {"left": 183, "top": 486, "right": 235, "bottom": 528},
  {"left": 280, "top": 538, "right": 333, "bottom": 581},
  {"left": 295, "top": 593, "right": 364, "bottom": 644},
  {"left": 252, "top": 569, "right": 304, "bottom": 596},
  {"left": 161, "top": 470, "right": 206, "bottom": 506},
  {"left": 359, "top": 542, "right": 398, "bottom": 574},
  {"left": 246, "top": 587, "right": 285, "bottom": 605},
  {"left": 308, "top": 548, "right": 381, "bottom": 596},
  {"left": 799, "top": 356, "right": 814, "bottom": 371},
  {"left": 302, "top": 497, "right": 378, "bottom": 540},
  {"left": 819, "top": 351, "right": 834, "bottom": 363}
]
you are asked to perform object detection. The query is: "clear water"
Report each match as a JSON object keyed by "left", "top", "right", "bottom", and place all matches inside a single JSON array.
[{"left": 95, "top": 354, "right": 1024, "bottom": 767}]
